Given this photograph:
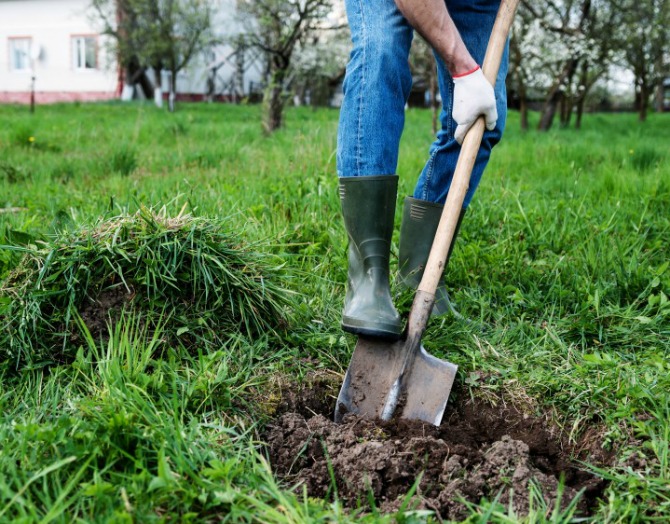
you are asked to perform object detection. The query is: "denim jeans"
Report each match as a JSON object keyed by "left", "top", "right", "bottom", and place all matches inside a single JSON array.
[{"left": 336, "top": 0, "right": 508, "bottom": 208}]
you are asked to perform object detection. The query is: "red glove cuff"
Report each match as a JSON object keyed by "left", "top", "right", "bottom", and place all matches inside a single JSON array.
[{"left": 452, "top": 65, "right": 480, "bottom": 79}]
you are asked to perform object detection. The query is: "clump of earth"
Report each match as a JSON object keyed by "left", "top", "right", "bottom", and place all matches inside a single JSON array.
[{"left": 264, "top": 373, "right": 611, "bottom": 520}]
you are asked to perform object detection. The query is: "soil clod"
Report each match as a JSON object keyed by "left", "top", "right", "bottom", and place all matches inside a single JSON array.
[{"left": 264, "top": 374, "right": 610, "bottom": 519}]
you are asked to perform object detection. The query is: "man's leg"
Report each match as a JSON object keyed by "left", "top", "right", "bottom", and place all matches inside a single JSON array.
[
  {"left": 337, "top": 0, "right": 414, "bottom": 178},
  {"left": 413, "top": 0, "right": 508, "bottom": 206},
  {"left": 399, "top": 0, "right": 508, "bottom": 314},
  {"left": 337, "top": 0, "right": 414, "bottom": 338}
]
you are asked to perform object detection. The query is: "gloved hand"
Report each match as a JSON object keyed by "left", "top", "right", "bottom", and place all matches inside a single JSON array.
[{"left": 452, "top": 67, "right": 497, "bottom": 145}]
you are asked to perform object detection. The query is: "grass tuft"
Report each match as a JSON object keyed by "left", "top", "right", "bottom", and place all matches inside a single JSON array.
[
  {"left": 0, "top": 161, "right": 30, "bottom": 184},
  {"left": 107, "top": 144, "right": 138, "bottom": 176},
  {"left": 631, "top": 146, "right": 664, "bottom": 173}
]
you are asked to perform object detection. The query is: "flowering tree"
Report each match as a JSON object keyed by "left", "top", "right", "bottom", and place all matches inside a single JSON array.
[
  {"left": 618, "top": 0, "right": 670, "bottom": 120},
  {"left": 515, "top": 0, "right": 605, "bottom": 131},
  {"left": 511, "top": 0, "right": 668, "bottom": 128}
]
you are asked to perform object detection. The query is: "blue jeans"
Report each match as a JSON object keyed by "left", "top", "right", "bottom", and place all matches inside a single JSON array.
[{"left": 336, "top": 0, "right": 508, "bottom": 208}]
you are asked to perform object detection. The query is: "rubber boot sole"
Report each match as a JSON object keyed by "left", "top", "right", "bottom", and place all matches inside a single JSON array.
[{"left": 341, "top": 316, "right": 403, "bottom": 341}]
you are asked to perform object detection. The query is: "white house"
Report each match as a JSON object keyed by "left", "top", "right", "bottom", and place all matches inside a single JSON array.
[
  {"left": 0, "top": 0, "right": 263, "bottom": 104},
  {"left": 0, "top": 0, "right": 119, "bottom": 103}
]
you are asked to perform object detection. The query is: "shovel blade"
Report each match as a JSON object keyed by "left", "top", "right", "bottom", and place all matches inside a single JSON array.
[{"left": 334, "top": 336, "right": 458, "bottom": 426}]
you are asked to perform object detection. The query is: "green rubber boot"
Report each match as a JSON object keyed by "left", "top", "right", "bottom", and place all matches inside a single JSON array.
[
  {"left": 339, "top": 175, "right": 403, "bottom": 339},
  {"left": 398, "top": 196, "right": 466, "bottom": 317}
]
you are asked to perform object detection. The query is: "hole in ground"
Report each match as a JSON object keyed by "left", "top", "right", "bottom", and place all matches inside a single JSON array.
[{"left": 263, "top": 372, "right": 613, "bottom": 520}]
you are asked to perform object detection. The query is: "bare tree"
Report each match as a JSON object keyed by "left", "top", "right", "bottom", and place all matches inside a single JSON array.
[
  {"left": 291, "top": 29, "right": 349, "bottom": 108},
  {"left": 236, "top": 0, "right": 334, "bottom": 133},
  {"left": 92, "top": 0, "right": 216, "bottom": 111}
]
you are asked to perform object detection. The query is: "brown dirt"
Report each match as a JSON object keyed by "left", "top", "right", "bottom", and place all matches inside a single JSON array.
[
  {"left": 263, "top": 373, "right": 612, "bottom": 520},
  {"left": 78, "top": 285, "right": 135, "bottom": 339}
]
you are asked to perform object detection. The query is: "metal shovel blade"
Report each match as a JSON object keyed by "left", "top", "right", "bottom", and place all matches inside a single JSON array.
[{"left": 334, "top": 335, "right": 458, "bottom": 426}]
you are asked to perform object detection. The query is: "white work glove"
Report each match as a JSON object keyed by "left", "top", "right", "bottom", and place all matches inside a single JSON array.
[{"left": 452, "top": 67, "right": 497, "bottom": 145}]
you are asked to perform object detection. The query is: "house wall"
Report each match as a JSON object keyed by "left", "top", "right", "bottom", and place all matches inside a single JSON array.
[
  {"left": 0, "top": 0, "right": 118, "bottom": 103},
  {"left": 0, "top": 0, "right": 265, "bottom": 103}
]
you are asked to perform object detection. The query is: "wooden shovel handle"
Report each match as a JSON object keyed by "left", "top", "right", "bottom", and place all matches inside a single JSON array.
[{"left": 417, "top": 0, "right": 520, "bottom": 295}]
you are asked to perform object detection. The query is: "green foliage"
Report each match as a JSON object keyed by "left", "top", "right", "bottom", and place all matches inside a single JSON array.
[{"left": 0, "top": 207, "right": 294, "bottom": 366}]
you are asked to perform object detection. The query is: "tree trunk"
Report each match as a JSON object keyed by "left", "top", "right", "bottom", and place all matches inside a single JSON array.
[
  {"left": 654, "top": 53, "right": 665, "bottom": 113},
  {"left": 639, "top": 82, "right": 650, "bottom": 122},
  {"left": 125, "top": 57, "right": 154, "bottom": 99},
  {"left": 513, "top": 67, "right": 529, "bottom": 131},
  {"left": 234, "top": 39, "right": 246, "bottom": 103},
  {"left": 538, "top": 0, "right": 590, "bottom": 132},
  {"left": 206, "top": 68, "right": 215, "bottom": 103},
  {"left": 169, "top": 69, "right": 177, "bottom": 113},
  {"left": 559, "top": 96, "right": 570, "bottom": 128},
  {"left": 538, "top": 89, "right": 563, "bottom": 132},
  {"left": 519, "top": 95, "right": 528, "bottom": 131},
  {"left": 654, "top": 79, "right": 665, "bottom": 113},
  {"left": 566, "top": 104, "right": 574, "bottom": 128},
  {"left": 516, "top": 70, "right": 529, "bottom": 131},
  {"left": 154, "top": 69, "right": 163, "bottom": 109},
  {"left": 575, "top": 95, "right": 586, "bottom": 129},
  {"left": 538, "top": 59, "right": 578, "bottom": 131},
  {"left": 263, "top": 66, "right": 287, "bottom": 133},
  {"left": 562, "top": 63, "right": 579, "bottom": 127},
  {"left": 508, "top": 33, "right": 528, "bottom": 131},
  {"left": 574, "top": 62, "right": 589, "bottom": 130},
  {"left": 563, "top": 98, "right": 574, "bottom": 128}
]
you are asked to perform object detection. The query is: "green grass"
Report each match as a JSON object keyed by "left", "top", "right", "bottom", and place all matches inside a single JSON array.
[{"left": 0, "top": 101, "right": 669, "bottom": 522}]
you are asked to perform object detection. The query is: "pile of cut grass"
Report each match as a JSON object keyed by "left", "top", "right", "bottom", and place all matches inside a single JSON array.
[{"left": 0, "top": 206, "right": 294, "bottom": 367}]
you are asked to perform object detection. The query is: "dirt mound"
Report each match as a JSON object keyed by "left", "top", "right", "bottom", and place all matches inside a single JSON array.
[{"left": 264, "top": 374, "right": 610, "bottom": 520}]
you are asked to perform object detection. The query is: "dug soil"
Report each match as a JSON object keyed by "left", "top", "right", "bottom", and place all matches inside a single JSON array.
[{"left": 264, "top": 372, "right": 612, "bottom": 520}]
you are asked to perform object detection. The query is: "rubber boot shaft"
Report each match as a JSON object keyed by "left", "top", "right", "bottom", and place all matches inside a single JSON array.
[
  {"left": 339, "top": 176, "right": 402, "bottom": 339},
  {"left": 398, "top": 196, "right": 466, "bottom": 316}
]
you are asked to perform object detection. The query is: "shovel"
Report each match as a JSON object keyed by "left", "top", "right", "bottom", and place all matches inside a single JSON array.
[{"left": 334, "top": 0, "right": 519, "bottom": 426}]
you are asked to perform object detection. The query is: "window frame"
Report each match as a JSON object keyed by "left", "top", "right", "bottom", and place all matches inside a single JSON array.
[
  {"left": 71, "top": 34, "right": 99, "bottom": 71},
  {"left": 8, "top": 36, "right": 32, "bottom": 72}
]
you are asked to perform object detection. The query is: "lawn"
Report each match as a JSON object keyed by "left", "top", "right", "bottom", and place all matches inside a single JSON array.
[{"left": 0, "top": 102, "right": 669, "bottom": 522}]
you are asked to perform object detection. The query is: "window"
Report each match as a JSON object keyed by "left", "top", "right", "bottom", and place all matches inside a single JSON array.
[
  {"left": 9, "top": 38, "right": 31, "bottom": 71},
  {"left": 72, "top": 36, "right": 97, "bottom": 70}
]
